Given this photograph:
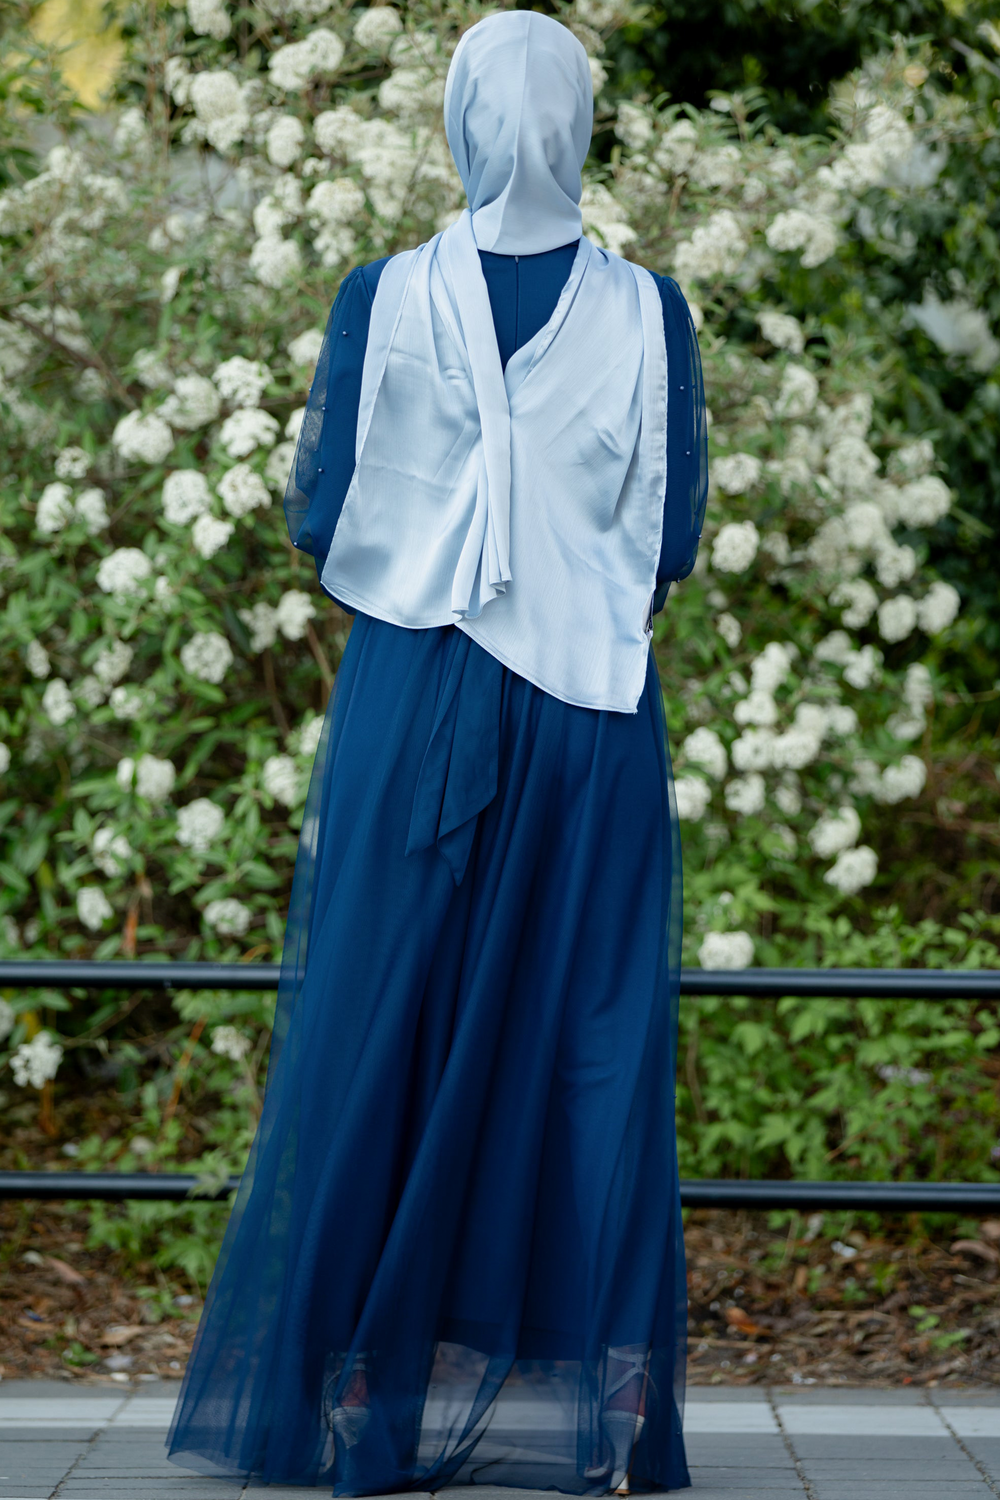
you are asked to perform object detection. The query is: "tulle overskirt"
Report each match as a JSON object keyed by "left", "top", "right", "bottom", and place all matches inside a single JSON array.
[{"left": 167, "top": 615, "right": 689, "bottom": 1494}]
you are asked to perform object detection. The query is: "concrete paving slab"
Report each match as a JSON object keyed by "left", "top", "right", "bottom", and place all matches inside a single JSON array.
[
  {"left": 929, "top": 1388, "right": 1000, "bottom": 1406},
  {"left": 82, "top": 1435, "right": 174, "bottom": 1447},
  {"left": 58, "top": 1486, "right": 241, "bottom": 1493},
  {"left": 776, "top": 1403, "right": 949, "bottom": 1436},
  {"left": 800, "top": 1458, "right": 981, "bottom": 1479},
  {"left": 0, "top": 1480, "right": 77, "bottom": 1490},
  {"left": 789, "top": 1435, "right": 959, "bottom": 1459},
  {"left": 57, "top": 1487, "right": 242, "bottom": 1498},
  {"left": 0, "top": 1484, "right": 70, "bottom": 1498},
  {"left": 684, "top": 1402, "right": 778, "bottom": 1434},
  {"left": 808, "top": 1488, "right": 994, "bottom": 1499},
  {"left": 71, "top": 1474, "right": 193, "bottom": 1482},
  {"left": 0, "top": 1383, "right": 96, "bottom": 1398},
  {"left": 0, "top": 1434, "right": 99, "bottom": 1444},
  {"left": 964, "top": 1438, "right": 1000, "bottom": 1473},
  {"left": 112, "top": 1400, "right": 180, "bottom": 1428},
  {"left": 769, "top": 1386, "right": 929, "bottom": 1404},
  {"left": 243, "top": 1490, "right": 340, "bottom": 1498},
  {"left": 687, "top": 1468, "right": 805, "bottom": 1488},
  {"left": 0, "top": 1398, "right": 125, "bottom": 1427},
  {"left": 685, "top": 1388, "right": 776, "bottom": 1402},
  {"left": 447, "top": 1491, "right": 560, "bottom": 1500},
  {"left": 685, "top": 1438, "right": 792, "bottom": 1467},
  {"left": 58, "top": 1493, "right": 242, "bottom": 1500},
  {"left": 0, "top": 1445, "right": 88, "bottom": 1464},
  {"left": 941, "top": 1407, "right": 1000, "bottom": 1437},
  {"left": 681, "top": 1491, "right": 804, "bottom": 1500}
]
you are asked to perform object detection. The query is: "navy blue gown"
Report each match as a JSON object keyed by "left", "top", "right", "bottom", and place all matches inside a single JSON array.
[{"left": 167, "top": 245, "right": 708, "bottom": 1496}]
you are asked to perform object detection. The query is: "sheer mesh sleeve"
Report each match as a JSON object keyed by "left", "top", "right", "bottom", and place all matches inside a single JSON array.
[
  {"left": 283, "top": 266, "right": 374, "bottom": 590},
  {"left": 652, "top": 274, "right": 709, "bottom": 612}
]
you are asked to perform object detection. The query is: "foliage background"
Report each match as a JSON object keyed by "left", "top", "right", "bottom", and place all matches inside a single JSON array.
[{"left": 0, "top": 0, "right": 998, "bottom": 1287}]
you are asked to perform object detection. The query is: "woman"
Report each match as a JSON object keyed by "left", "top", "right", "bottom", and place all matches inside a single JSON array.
[{"left": 168, "top": 12, "right": 707, "bottom": 1496}]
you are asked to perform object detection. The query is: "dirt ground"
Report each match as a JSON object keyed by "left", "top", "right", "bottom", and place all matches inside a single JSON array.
[{"left": 2, "top": 1201, "right": 998, "bottom": 1388}]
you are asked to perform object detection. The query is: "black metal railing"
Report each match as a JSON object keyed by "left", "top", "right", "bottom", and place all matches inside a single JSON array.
[{"left": 1, "top": 961, "right": 998, "bottom": 1213}]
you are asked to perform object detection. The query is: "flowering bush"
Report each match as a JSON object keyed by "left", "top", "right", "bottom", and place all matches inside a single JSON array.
[{"left": 0, "top": 1, "right": 997, "bottom": 1226}]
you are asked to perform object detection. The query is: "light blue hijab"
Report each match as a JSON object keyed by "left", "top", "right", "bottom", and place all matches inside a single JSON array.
[
  {"left": 321, "top": 12, "right": 668, "bottom": 713},
  {"left": 444, "top": 11, "right": 593, "bottom": 255}
]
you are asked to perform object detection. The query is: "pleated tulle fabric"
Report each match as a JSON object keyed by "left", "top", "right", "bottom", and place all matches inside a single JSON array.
[{"left": 167, "top": 613, "right": 689, "bottom": 1495}]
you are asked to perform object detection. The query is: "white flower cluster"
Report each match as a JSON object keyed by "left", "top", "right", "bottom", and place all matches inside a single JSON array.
[
  {"left": 712, "top": 520, "right": 759, "bottom": 574},
  {"left": 163, "top": 470, "right": 211, "bottom": 525},
  {"left": 193, "top": 514, "right": 234, "bottom": 559},
  {"left": 808, "top": 806, "right": 861, "bottom": 858},
  {"left": 877, "top": 1062, "right": 932, "bottom": 1086},
  {"left": 78, "top": 886, "right": 113, "bottom": 930},
  {"left": 112, "top": 410, "right": 174, "bottom": 465},
  {"left": 267, "top": 115, "right": 306, "bottom": 169},
  {"left": 42, "top": 680, "right": 75, "bottom": 727},
  {"left": 188, "top": 0, "right": 231, "bottom": 41},
  {"left": 886, "top": 662, "right": 933, "bottom": 741},
  {"left": 758, "top": 310, "right": 805, "bottom": 355},
  {"left": 774, "top": 364, "right": 819, "bottom": 418},
  {"left": 299, "top": 715, "right": 324, "bottom": 757},
  {"left": 713, "top": 453, "right": 762, "bottom": 496},
  {"left": 159, "top": 374, "right": 221, "bottom": 430},
  {"left": 907, "top": 288, "right": 1000, "bottom": 374},
  {"left": 55, "top": 445, "right": 89, "bottom": 479},
  {"left": 96, "top": 548, "right": 153, "bottom": 598},
  {"left": 675, "top": 776, "right": 713, "bottom": 821},
  {"left": 188, "top": 70, "right": 252, "bottom": 152},
  {"left": 117, "top": 753, "right": 177, "bottom": 801},
  {"left": 11, "top": 1030, "right": 63, "bottom": 1088},
  {"left": 177, "top": 798, "right": 225, "bottom": 852},
  {"left": 220, "top": 408, "right": 280, "bottom": 458},
  {"left": 288, "top": 328, "right": 324, "bottom": 368},
  {"left": 353, "top": 7, "right": 402, "bottom": 50},
  {"left": 682, "top": 726, "right": 728, "bottom": 780},
  {"left": 36, "top": 481, "right": 108, "bottom": 536},
  {"left": 218, "top": 464, "right": 272, "bottom": 518},
  {"left": 250, "top": 234, "right": 303, "bottom": 289},
  {"left": 92, "top": 827, "right": 132, "bottom": 876},
  {"left": 211, "top": 1024, "right": 253, "bottom": 1060},
  {"left": 180, "top": 631, "right": 234, "bottom": 684},
  {"left": 204, "top": 897, "right": 252, "bottom": 936},
  {"left": 312, "top": 103, "right": 438, "bottom": 225},
  {"left": 307, "top": 177, "right": 367, "bottom": 266},
  {"left": 824, "top": 845, "right": 878, "bottom": 896},
  {"left": 580, "top": 184, "right": 637, "bottom": 254},
  {"left": 851, "top": 754, "right": 927, "bottom": 805},
  {"left": 698, "top": 931, "right": 755, "bottom": 969},
  {"left": 262, "top": 754, "right": 300, "bottom": 805},
  {"left": 213, "top": 357, "right": 273, "bottom": 408},
  {"left": 674, "top": 209, "right": 747, "bottom": 281},
  {"left": 270, "top": 28, "right": 345, "bottom": 92},
  {"left": 238, "top": 590, "right": 317, "bottom": 651},
  {"left": 766, "top": 209, "right": 838, "bottom": 268}
]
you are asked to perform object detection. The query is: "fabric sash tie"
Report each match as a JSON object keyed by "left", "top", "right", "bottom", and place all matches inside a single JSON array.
[{"left": 405, "top": 634, "right": 503, "bottom": 885}]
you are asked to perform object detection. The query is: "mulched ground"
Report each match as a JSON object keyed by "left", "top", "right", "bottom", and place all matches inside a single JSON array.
[
  {"left": 0, "top": 1197, "right": 196, "bottom": 1383},
  {"left": 2, "top": 1200, "right": 998, "bottom": 1388}
]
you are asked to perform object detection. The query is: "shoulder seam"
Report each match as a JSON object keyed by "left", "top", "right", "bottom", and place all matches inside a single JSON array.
[{"left": 339, "top": 264, "right": 372, "bottom": 308}]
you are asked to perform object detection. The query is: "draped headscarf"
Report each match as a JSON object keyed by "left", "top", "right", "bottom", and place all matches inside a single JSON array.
[
  {"left": 444, "top": 12, "right": 593, "bottom": 255},
  {"left": 319, "top": 12, "right": 669, "bottom": 713}
]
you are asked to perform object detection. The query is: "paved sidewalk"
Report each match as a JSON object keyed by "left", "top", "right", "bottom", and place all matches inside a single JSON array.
[{"left": 1, "top": 1381, "right": 998, "bottom": 1498}]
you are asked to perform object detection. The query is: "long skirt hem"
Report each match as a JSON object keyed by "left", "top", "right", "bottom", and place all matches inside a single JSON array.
[{"left": 167, "top": 615, "right": 690, "bottom": 1494}]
